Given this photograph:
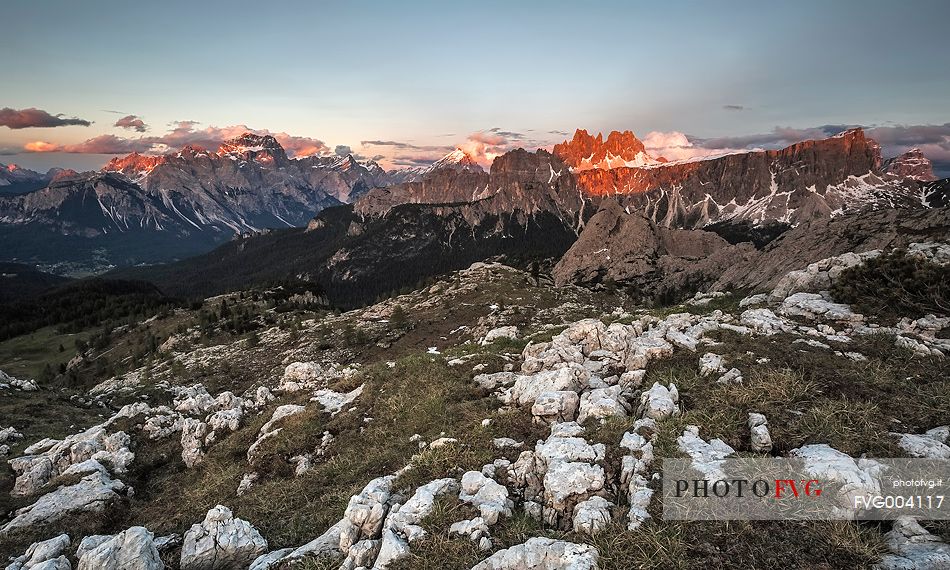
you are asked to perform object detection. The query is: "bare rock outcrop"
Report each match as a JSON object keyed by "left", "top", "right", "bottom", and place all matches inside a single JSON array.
[
  {"left": 180, "top": 505, "right": 267, "bottom": 570},
  {"left": 553, "top": 200, "right": 754, "bottom": 297}
]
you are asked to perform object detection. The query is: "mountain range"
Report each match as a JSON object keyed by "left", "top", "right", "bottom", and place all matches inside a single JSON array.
[{"left": 1, "top": 127, "right": 947, "bottom": 303}]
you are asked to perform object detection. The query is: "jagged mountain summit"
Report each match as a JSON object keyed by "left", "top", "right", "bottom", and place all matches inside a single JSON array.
[
  {"left": 552, "top": 129, "right": 661, "bottom": 170},
  {"left": 424, "top": 148, "right": 485, "bottom": 174},
  {"left": 882, "top": 147, "right": 938, "bottom": 181}
]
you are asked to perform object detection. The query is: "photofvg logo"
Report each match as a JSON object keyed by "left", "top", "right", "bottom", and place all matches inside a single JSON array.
[
  {"left": 673, "top": 478, "right": 823, "bottom": 499},
  {"left": 662, "top": 458, "right": 949, "bottom": 521}
]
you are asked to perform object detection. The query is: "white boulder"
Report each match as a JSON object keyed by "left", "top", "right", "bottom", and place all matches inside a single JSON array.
[
  {"left": 531, "top": 391, "right": 580, "bottom": 424},
  {"left": 481, "top": 326, "right": 519, "bottom": 345},
  {"left": 77, "top": 526, "right": 163, "bottom": 570},
  {"left": 471, "top": 537, "right": 599, "bottom": 570},
  {"left": 572, "top": 496, "right": 613, "bottom": 535},
  {"left": 892, "top": 426, "right": 950, "bottom": 460},
  {"left": 6, "top": 534, "right": 71, "bottom": 570},
  {"left": 677, "top": 425, "right": 735, "bottom": 480},
  {"left": 180, "top": 505, "right": 267, "bottom": 570},
  {"left": 459, "top": 471, "right": 512, "bottom": 525},
  {"left": 748, "top": 413, "right": 773, "bottom": 453},
  {"left": 637, "top": 382, "right": 680, "bottom": 421}
]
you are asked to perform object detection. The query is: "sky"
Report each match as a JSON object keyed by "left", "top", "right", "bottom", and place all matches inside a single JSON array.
[{"left": 2, "top": 0, "right": 949, "bottom": 175}]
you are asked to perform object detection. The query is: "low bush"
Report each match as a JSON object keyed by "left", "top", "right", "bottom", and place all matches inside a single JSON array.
[{"left": 831, "top": 250, "right": 949, "bottom": 322}]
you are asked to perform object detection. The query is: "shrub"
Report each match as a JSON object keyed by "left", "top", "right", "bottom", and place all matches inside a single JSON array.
[{"left": 831, "top": 250, "right": 949, "bottom": 322}]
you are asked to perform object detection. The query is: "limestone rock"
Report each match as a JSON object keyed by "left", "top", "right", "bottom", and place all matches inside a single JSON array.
[
  {"left": 180, "top": 505, "right": 267, "bottom": 570},
  {"left": 259, "top": 404, "right": 306, "bottom": 436},
  {"left": 473, "top": 371, "right": 518, "bottom": 390},
  {"left": 246, "top": 429, "right": 282, "bottom": 466},
  {"left": 6, "top": 534, "right": 70, "bottom": 570},
  {"left": 740, "top": 308, "right": 789, "bottom": 335},
  {"left": 459, "top": 471, "right": 512, "bottom": 525},
  {"left": 508, "top": 365, "right": 588, "bottom": 407},
  {"left": 637, "top": 382, "right": 680, "bottom": 421},
  {"left": 481, "top": 326, "right": 519, "bottom": 345},
  {"left": 313, "top": 385, "right": 364, "bottom": 416},
  {"left": 877, "top": 516, "right": 950, "bottom": 570},
  {"left": 625, "top": 337, "right": 674, "bottom": 370},
  {"left": 576, "top": 386, "right": 628, "bottom": 424},
  {"left": 747, "top": 413, "right": 773, "bottom": 453},
  {"left": 769, "top": 249, "right": 881, "bottom": 302},
  {"left": 892, "top": 426, "right": 950, "bottom": 460},
  {"left": 677, "top": 425, "right": 735, "bottom": 480},
  {"left": 180, "top": 418, "right": 208, "bottom": 468},
  {"left": 471, "top": 537, "right": 599, "bottom": 570},
  {"left": 739, "top": 293, "right": 769, "bottom": 307},
  {"left": 383, "top": 477, "right": 458, "bottom": 547},
  {"left": 531, "top": 391, "right": 580, "bottom": 424},
  {"left": 619, "top": 419, "right": 657, "bottom": 530},
  {"left": 1, "top": 469, "right": 127, "bottom": 535},
  {"left": 281, "top": 361, "right": 323, "bottom": 391},
  {"left": 250, "top": 521, "right": 343, "bottom": 570},
  {"left": 572, "top": 496, "right": 613, "bottom": 535},
  {"left": 340, "top": 538, "right": 381, "bottom": 570},
  {"left": 779, "top": 292, "right": 862, "bottom": 323},
  {"left": 77, "top": 526, "right": 163, "bottom": 570},
  {"left": 698, "top": 353, "right": 725, "bottom": 377},
  {"left": 448, "top": 517, "right": 490, "bottom": 541},
  {"left": 716, "top": 368, "right": 743, "bottom": 385},
  {"left": 789, "top": 444, "right": 882, "bottom": 503},
  {"left": 339, "top": 476, "right": 396, "bottom": 552},
  {"left": 9, "top": 425, "right": 134, "bottom": 496}
]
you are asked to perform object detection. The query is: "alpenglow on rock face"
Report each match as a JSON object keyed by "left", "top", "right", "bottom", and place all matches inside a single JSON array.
[{"left": 553, "top": 129, "right": 659, "bottom": 170}]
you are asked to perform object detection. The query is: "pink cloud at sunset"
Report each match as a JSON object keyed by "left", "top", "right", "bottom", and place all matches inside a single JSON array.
[{"left": 22, "top": 122, "right": 330, "bottom": 158}]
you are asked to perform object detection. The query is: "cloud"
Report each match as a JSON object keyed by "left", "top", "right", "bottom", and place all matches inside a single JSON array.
[
  {"left": 694, "top": 126, "right": 837, "bottom": 150},
  {"left": 642, "top": 131, "right": 731, "bottom": 162},
  {"left": 458, "top": 131, "right": 515, "bottom": 167},
  {"left": 334, "top": 145, "right": 353, "bottom": 156},
  {"left": 360, "top": 140, "right": 456, "bottom": 169},
  {"left": 487, "top": 127, "right": 526, "bottom": 140},
  {"left": 24, "top": 141, "right": 60, "bottom": 152},
  {"left": 360, "top": 140, "right": 453, "bottom": 152},
  {"left": 646, "top": 122, "right": 950, "bottom": 175},
  {"left": 114, "top": 115, "right": 148, "bottom": 132},
  {"left": 23, "top": 121, "right": 330, "bottom": 158},
  {"left": 722, "top": 105, "right": 745, "bottom": 111},
  {"left": 0, "top": 107, "right": 92, "bottom": 129},
  {"left": 389, "top": 155, "right": 449, "bottom": 167}
]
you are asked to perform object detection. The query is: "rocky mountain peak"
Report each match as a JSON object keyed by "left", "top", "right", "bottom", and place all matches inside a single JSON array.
[
  {"left": 103, "top": 152, "right": 167, "bottom": 180},
  {"left": 217, "top": 133, "right": 288, "bottom": 164},
  {"left": 553, "top": 128, "right": 656, "bottom": 171},
  {"left": 48, "top": 168, "right": 80, "bottom": 183},
  {"left": 424, "top": 148, "right": 484, "bottom": 175},
  {"left": 178, "top": 144, "right": 210, "bottom": 158},
  {"left": 0, "top": 162, "right": 53, "bottom": 189},
  {"left": 883, "top": 148, "right": 937, "bottom": 181}
]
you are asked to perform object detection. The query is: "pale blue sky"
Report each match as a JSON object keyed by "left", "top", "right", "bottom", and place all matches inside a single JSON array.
[{"left": 2, "top": 0, "right": 949, "bottom": 172}]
